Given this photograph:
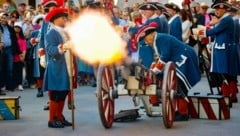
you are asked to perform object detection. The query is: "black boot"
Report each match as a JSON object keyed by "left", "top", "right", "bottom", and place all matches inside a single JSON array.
[
  {"left": 36, "top": 88, "right": 43, "bottom": 97},
  {"left": 174, "top": 111, "right": 189, "bottom": 121},
  {"left": 48, "top": 120, "right": 64, "bottom": 128},
  {"left": 61, "top": 115, "right": 72, "bottom": 126}
]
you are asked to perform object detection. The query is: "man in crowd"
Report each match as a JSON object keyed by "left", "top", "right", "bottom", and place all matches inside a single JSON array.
[{"left": 0, "top": 12, "right": 19, "bottom": 92}]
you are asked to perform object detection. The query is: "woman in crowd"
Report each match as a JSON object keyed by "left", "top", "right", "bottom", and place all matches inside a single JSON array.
[{"left": 13, "top": 21, "right": 27, "bottom": 91}]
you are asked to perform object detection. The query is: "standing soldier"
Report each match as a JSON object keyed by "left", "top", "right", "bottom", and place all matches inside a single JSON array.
[
  {"left": 154, "top": 2, "right": 169, "bottom": 34},
  {"left": 29, "top": 14, "right": 45, "bottom": 97},
  {"left": 164, "top": 2, "right": 182, "bottom": 41},
  {"left": 228, "top": 4, "right": 240, "bottom": 102},
  {"left": 44, "top": 7, "right": 72, "bottom": 128},
  {"left": 198, "top": 0, "right": 238, "bottom": 102},
  {"left": 38, "top": 0, "right": 60, "bottom": 110},
  {"left": 127, "top": 2, "right": 168, "bottom": 106}
]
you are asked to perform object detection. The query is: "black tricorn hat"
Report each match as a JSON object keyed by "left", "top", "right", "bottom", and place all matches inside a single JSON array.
[
  {"left": 211, "top": 0, "right": 231, "bottom": 9},
  {"left": 164, "top": 3, "right": 180, "bottom": 12},
  {"left": 139, "top": 2, "right": 158, "bottom": 10},
  {"left": 154, "top": 2, "right": 165, "bottom": 10}
]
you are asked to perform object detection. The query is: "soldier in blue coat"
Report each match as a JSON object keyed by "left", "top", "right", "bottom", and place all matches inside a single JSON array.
[
  {"left": 127, "top": 2, "right": 170, "bottom": 105},
  {"left": 128, "top": 2, "right": 169, "bottom": 68},
  {"left": 165, "top": 2, "right": 182, "bottom": 41},
  {"left": 199, "top": 0, "right": 238, "bottom": 102},
  {"left": 29, "top": 14, "right": 45, "bottom": 98},
  {"left": 43, "top": 7, "right": 73, "bottom": 128},
  {"left": 135, "top": 22, "right": 201, "bottom": 121},
  {"left": 37, "top": 0, "right": 59, "bottom": 110},
  {"left": 228, "top": 4, "right": 240, "bottom": 102}
]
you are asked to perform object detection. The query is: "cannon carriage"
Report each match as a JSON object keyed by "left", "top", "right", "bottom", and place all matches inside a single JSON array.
[{"left": 96, "top": 61, "right": 178, "bottom": 129}]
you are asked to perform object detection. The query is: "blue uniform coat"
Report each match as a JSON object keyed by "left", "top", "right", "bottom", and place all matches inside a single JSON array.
[
  {"left": 206, "top": 14, "right": 235, "bottom": 75},
  {"left": 232, "top": 17, "right": 240, "bottom": 75},
  {"left": 43, "top": 28, "right": 70, "bottom": 91},
  {"left": 39, "top": 20, "right": 50, "bottom": 49},
  {"left": 130, "top": 14, "right": 169, "bottom": 68},
  {"left": 168, "top": 15, "right": 182, "bottom": 41},
  {"left": 153, "top": 34, "right": 200, "bottom": 90},
  {"left": 29, "top": 30, "right": 40, "bottom": 78}
]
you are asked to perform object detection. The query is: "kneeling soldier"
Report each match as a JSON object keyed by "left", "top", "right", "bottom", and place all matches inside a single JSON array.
[{"left": 135, "top": 22, "right": 201, "bottom": 121}]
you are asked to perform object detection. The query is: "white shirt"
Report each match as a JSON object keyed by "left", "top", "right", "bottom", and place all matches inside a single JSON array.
[{"left": 182, "top": 20, "right": 192, "bottom": 43}]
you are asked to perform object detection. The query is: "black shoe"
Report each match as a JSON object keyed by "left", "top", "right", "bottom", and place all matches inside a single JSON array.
[
  {"left": 48, "top": 121, "right": 64, "bottom": 128},
  {"left": 36, "top": 90, "right": 43, "bottom": 97},
  {"left": 62, "top": 119, "right": 72, "bottom": 126},
  {"left": 43, "top": 105, "right": 49, "bottom": 110},
  {"left": 174, "top": 112, "right": 189, "bottom": 121},
  {"left": 0, "top": 91, "right": 6, "bottom": 95},
  {"left": 61, "top": 115, "right": 72, "bottom": 126}
]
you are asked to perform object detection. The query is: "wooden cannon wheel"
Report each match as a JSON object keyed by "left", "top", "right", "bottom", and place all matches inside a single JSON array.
[
  {"left": 96, "top": 65, "right": 115, "bottom": 128},
  {"left": 161, "top": 62, "right": 177, "bottom": 128}
]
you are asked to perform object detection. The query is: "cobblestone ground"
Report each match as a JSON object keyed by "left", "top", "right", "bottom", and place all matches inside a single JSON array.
[{"left": 0, "top": 77, "right": 239, "bottom": 136}]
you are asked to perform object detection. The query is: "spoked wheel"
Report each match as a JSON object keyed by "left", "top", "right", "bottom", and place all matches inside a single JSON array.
[
  {"left": 161, "top": 62, "right": 177, "bottom": 128},
  {"left": 97, "top": 65, "right": 115, "bottom": 128}
]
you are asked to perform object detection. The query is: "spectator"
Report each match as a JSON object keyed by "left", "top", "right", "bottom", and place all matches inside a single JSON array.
[
  {"left": 201, "top": 2, "right": 211, "bottom": 28},
  {"left": 1, "top": 2, "right": 9, "bottom": 12},
  {"left": 190, "top": 2, "right": 206, "bottom": 74},
  {"left": 5, "top": 0, "right": 17, "bottom": 12},
  {"left": 8, "top": 10, "right": 20, "bottom": 27},
  {"left": 17, "top": 3, "right": 27, "bottom": 21},
  {"left": 0, "top": 12, "right": 20, "bottom": 91},
  {"left": 13, "top": 21, "right": 27, "bottom": 91},
  {"left": 0, "top": 20, "right": 5, "bottom": 95},
  {"left": 180, "top": 9, "right": 192, "bottom": 44}
]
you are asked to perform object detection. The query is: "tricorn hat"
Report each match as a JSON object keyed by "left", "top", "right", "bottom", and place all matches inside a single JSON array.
[
  {"left": 45, "top": 7, "right": 68, "bottom": 22},
  {"left": 41, "top": 0, "right": 58, "bottom": 8},
  {"left": 211, "top": 0, "right": 231, "bottom": 9},
  {"left": 135, "top": 22, "right": 158, "bottom": 42},
  {"left": 139, "top": 2, "right": 158, "bottom": 10},
  {"left": 165, "top": 3, "right": 180, "bottom": 12}
]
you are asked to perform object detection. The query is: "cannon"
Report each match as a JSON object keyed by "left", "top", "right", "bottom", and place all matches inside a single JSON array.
[{"left": 96, "top": 61, "right": 178, "bottom": 129}]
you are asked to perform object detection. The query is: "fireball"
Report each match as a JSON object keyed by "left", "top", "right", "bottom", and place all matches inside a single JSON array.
[{"left": 66, "top": 10, "right": 127, "bottom": 65}]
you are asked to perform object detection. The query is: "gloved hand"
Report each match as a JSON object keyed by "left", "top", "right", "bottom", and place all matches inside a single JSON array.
[
  {"left": 123, "top": 26, "right": 128, "bottom": 33},
  {"left": 150, "top": 60, "right": 165, "bottom": 74},
  {"left": 30, "top": 38, "right": 39, "bottom": 46},
  {"left": 201, "top": 37, "right": 210, "bottom": 44},
  {"left": 198, "top": 29, "right": 205, "bottom": 36},
  {"left": 38, "top": 48, "right": 46, "bottom": 68},
  {"left": 40, "top": 55, "right": 46, "bottom": 68}
]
